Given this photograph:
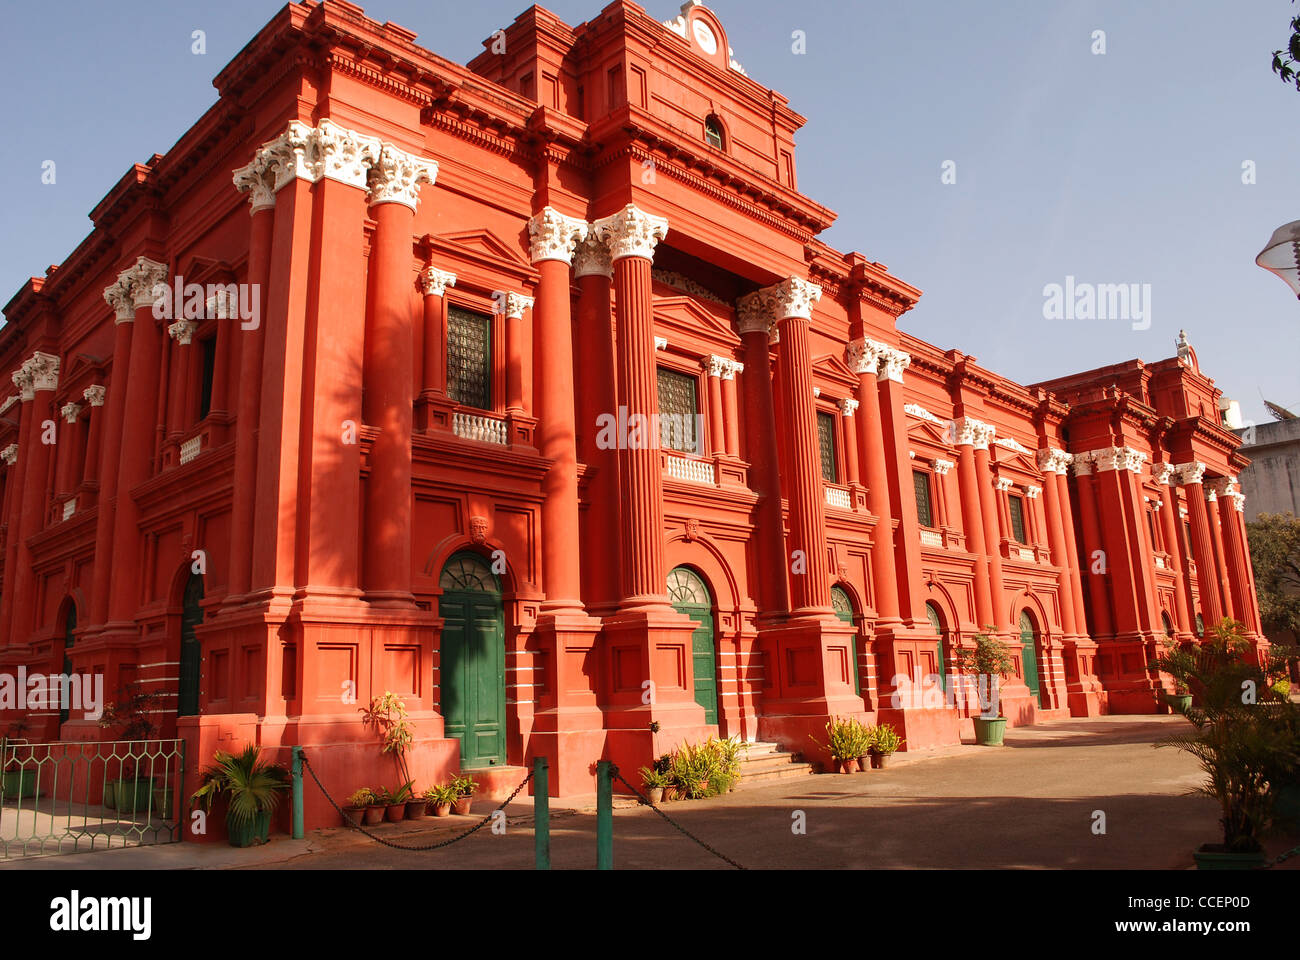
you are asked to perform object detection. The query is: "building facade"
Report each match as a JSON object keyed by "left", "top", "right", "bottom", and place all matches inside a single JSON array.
[{"left": 0, "top": 0, "right": 1264, "bottom": 829}]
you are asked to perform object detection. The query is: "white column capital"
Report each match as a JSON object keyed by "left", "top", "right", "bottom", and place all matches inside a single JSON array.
[
  {"left": 877, "top": 346, "right": 911, "bottom": 383},
  {"left": 845, "top": 337, "right": 887, "bottom": 375},
  {"left": 1072, "top": 451, "right": 1095, "bottom": 476},
  {"left": 654, "top": 336, "right": 668, "bottom": 351},
  {"left": 704, "top": 355, "right": 729, "bottom": 378},
  {"left": 1175, "top": 461, "right": 1207, "bottom": 485},
  {"left": 13, "top": 352, "right": 59, "bottom": 399},
  {"left": 504, "top": 293, "right": 534, "bottom": 320},
  {"left": 232, "top": 157, "right": 277, "bottom": 213},
  {"left": 1091, "top": 445, "right": 1147, "bottom": 473},
  {"left": 1036, "top": 447, "right": 1073, "bottom": 475},
  {"left": 0, "top": 443, "right": 16, "bottom": 466},
  {"left": 933, "top": 458, "right": 955, "bottom": 476},
  {"left": 736, "top": 291, "right": 778, "bottom": 342},
  {"left": 168, "top": 320, "right": 198, "bottom": 345},
  {"left": 83, "top": 384, "right": 106, "bottom": 407},
  {"left": 952, "top": 416, "right": 996, "bottom": 450},
  {"left": 1026, "top": 484, "right": 1042, "bottom": 499},
  {"left": 590, "top": 204, "right": 669, "bottom": 262},
  {"left": 528, "top": 207, "right": 589, "bottom": 265},
  {"left": 1206, "top": 476, "right": 1239, "bottom": 498},
  {"left": 418, "top": 267, "right": 457, "bottom": 297},
  {"left": 366, "top": 141, "right": 438, "bottom": 210},
  {"left": 995, "top": 477, "right": 1014, "bottom": 493},
  {"left": 573, "top": 234, "right": 613, "bottom": 279},
  {"left": 60, "top": 402, "right": 83, "bottom": 424},
  {"left": 105, "top": 257, "right": 168, "bottom": 320},
  {"left": 838, "top": 397, "right": 859, "bottom": 417},
  {"left": 1151, "top": 461, "right": 1178, "bottom": 485}
]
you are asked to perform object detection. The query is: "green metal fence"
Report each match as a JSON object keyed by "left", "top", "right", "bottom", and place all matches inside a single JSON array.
[{"left": 0, "top": 737, "right": 185, "bottom": 859}]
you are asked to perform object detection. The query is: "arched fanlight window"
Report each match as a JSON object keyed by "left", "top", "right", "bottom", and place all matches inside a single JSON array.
[
  {"left": 704, "top": 115, "right": 725, "bottom": 150},
  {"left": 667, "top": 567, "right": 710, "bottom": 606},
  {"left": 440, "top": 553, "right": 500, "bottom": 592}
]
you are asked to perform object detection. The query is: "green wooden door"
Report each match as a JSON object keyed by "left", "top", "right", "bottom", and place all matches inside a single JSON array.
[
  {"left": 178, "top": 574, "right": 203, "bottom": 717},
  {"left": 667, "top": 567, "right": 717, "bottom": 724},
  {"left": 831, "top": 586, "right": 861, "bottom": 694},
  {"left": 1019, "top": 610, "right": 1042, "bottom": 707},
  {"left": 926, "top": 603, "right": 946, "bottom": 693},
  {"left": 439, "top": 553, "right": 507, "bottom": 768}
]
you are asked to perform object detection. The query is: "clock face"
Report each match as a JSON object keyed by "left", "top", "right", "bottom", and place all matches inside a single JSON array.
[{"left": 692, "top": 19, "right": 718, "bottom": 55}]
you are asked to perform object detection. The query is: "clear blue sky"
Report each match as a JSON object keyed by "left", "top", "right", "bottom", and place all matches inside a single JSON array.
[{"left": 2, "top": 0, "right": 1297, "bottom": 424}]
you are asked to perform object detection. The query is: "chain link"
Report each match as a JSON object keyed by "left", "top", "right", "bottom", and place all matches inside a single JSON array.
[
  {"left": 611, "top": 768, "right": 746, "bottom": 870},
  {"left": 301, "top": 753, "right": 533, "bottom": 852}
]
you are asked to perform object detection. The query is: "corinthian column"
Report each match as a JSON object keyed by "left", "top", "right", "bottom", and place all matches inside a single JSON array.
[
  {"left": 846, "top": 337, "right": 899, "bottom": 626},
  {"left": 363, "top": 142, "right": 437, "bottom": 604},
  {"left": 1179, "top": 462, "right": 1224, "bottom": 629},
  {"left": 591, "top": 204, "right": 671, "bottom": 608}
]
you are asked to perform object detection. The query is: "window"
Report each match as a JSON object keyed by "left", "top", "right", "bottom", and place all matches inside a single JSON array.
[
  {"left": 816, "top": 412, "right": 837, "bottom": 482},
  {"left": 1008, "top": 494, "right": 1026, "bottom": 544},
  {"left": 447, "top": 306, "right": 492, "bottom": 410},
  {"left": 1195, "top": 612, "right": 1205, "bottom": 636},
  {"left": 704, "top": 115, "right": 725, "bottom": 150},
  {"left": 913, "top": 470, "right": 934, "bottom": 527},
  {"left": 656, "top": 367, "right": 700, "bottom": 454},
  {"left": 1146, "top": 508, "right": 1159, "bottom": 551},
  {"left": 198, "top": 336, "right": 216, "bottom": 421}
]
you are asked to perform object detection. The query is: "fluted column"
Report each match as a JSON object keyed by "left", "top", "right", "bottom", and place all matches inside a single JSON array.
[
  {"left": 226, "top": 166, "right": 275, "bottom": 599},
  {"left": 1153, "top": 462, "right": 1193, "bottom": 638},
  {"left": 528, "top": 207, "right": 588, "bottom": 614},
  {"left": 839, "top": 397, "right": 860, "bottom": 486},
  {"left": 974, "top": 441, "right": 1008, "bottom": 632},
  {"left": 954, "top": 418, "right": 997, "bottom": 628},
  {"left": 362, "top": 144, "right": 436, "bottom": 604},
  {"left": 720, "top": 362, "right": 741, "bottom": 457},
  {"left": 1072, "top": 454, "right": 1114, "bottom": 638},
  {"left": 2, "top": 353, "right": 59, "bottom": 644},
  {"left": 742, "top": 277, "right": 830, "bottom": 616},
  {"left": 1037, "top": 449, "right": 1078, "bottom": 637},
  {"left": 847, "top": 338, "right": 899, "bottom": 625},
  {"left": 106, "top": 257, "right": 168, "bottom": 626},
  {"left": 1210, "top": 477, "right": 1254, "bottom": 629},
  {"left": 1180, "top": 463, "right": 1223, "bottom": 630},
  {"left": 504, "top": 292, "right": 533, "bottom": 415},
  {"left": 418, "top": 267, "right": 455, "bottom": 402},
  {"left": 592, "top": 204, "right": 671, "bottom": 608},
  {"left": 55, "top": 401, "right": 84, "bottom": 500},
  {"left": 878, "top": 349, "right": 926, "bottom": 625},
  {"left": 1091, "top": 446, "right": 1157, "bottom": 637},
  {"left": 80, "top": 386, "right": 106, "bottom": 494},
  {"left": 704, "top": 356, "right": 727, "bottom": 456},
  {"left": 739, "top": 306, "right": 789, "bottom": 619}
]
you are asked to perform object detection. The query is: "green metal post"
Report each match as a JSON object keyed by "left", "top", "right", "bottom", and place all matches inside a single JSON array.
[
  {"left": 291, "top": 746, "right": 304, "bottom": 840},
  {"left": 534, "top": 756, "right": 550, "bottom": 870},
  {"left": 597, "top": 760, "right": 613, "bottom": 870}
]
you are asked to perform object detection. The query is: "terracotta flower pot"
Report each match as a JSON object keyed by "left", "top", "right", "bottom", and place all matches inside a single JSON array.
[
  {"left": 837, "top": 758, "right": 853, "bottom": 774},
  {"left": 857, "top": 755, "right": 871, "bottom": 772},
  {"left": 452, "top": 796, "right": 474, "bottom": 816},
  {"left": 872, "top": 751, "right": 893, "bottom": 769},
  {"left": 384, "top": 803, "right": 405, "bottom": 822},
  {"left": 343, "top": 806, "right": 366, "bottom": 828},
  {"left": 663, "top": 785, "right": 679, "bottom": 802},
  {"left": 647, "top": 786, "right": 664, "bottom": 805},
  {"left": 406, "top": 799, "right": 428, "bottom": 820},
  {"left": 363, "top": 805, "right": 385, "bottom": 826},
  {"left": 432, "top": 802, "right": 452, "bottom": 818}
]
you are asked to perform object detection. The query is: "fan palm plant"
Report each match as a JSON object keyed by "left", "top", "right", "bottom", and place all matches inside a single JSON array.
[{"left": 190, "top": 745, "right": 291, "bottom": 830}]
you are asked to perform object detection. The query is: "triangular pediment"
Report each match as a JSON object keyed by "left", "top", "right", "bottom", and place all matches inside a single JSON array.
[
  {"left": 437, "top": 229, "right": 530, "bottom": 268},
  {"left": 909, "top": 419, "right": 952, "bottom": 448},
  {"left": 812, "top": 352, "right": 858, "bottom": 389},
  {"left": 653, "top": 294, "right": 740, "bottom": 348}
]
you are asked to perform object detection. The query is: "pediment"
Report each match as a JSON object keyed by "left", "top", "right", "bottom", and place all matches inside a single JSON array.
[
  {"left": 653, "top": 294, "right": 740, "bottom": 349},
  {"left": 424, "top": 228, "right": 536, "bottom": 289},
  {"left": 436, "top": 229, "right": 530, "bottom": 267},
  {"left": 812, "top": 352, "right": 858, "bottom": 390}
]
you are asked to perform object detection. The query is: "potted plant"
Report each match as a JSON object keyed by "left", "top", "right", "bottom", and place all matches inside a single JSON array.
[
  {"left": 427, "top": 783, "right": 458, "bottom": 817},
  {"left": 857, "top": 724, "right": 876, "bottom": 773},
  {"left": 957, "top": 630, "right": 1015, "bottom": 746},
  {"left": 189, "top": 745, "right": 291, "bottom": 847},
  {"left": 343, "top": 788, "right": 374, "bottom": 827},
  {"left": 405, "top": 785, "right": 430, "bottom": 820},
  {"left": 713, "top": 736, "right": 747, "bottom": 792},
  {"left": 813, "top": 716, "right": 862, "bottom": 773},
  {"left": 1150, "top": 639, "right": 1196, "bottom": 714},
  {"left": 1157, "top": 621, "right": 1300, "bottom": 868},
  {"left": 870, "top": 724, "right": 903, "bottom": 768},
  {"left": 376, "top": 782, "right": 413, "bottom": 822},
  {"left": 99, "top": 686, "right": 164, "bottom": 810},
  {"left": 364, "top": 789, "right": 387, "bottom": 826},
  {"left": 652, "top": 753, "right": 679, "bottom": 801},
  {"left": 360, "top": 692, "right": 416, "bottom": 792},
  {"left": 1, "top": 720, "right": 39, "bottom": 801},
  {"left": 450, "top": 774, "right": 478, "bottom": 815},
  {"left": 638, "top": 766, "right": 670, "bottom": 805}
]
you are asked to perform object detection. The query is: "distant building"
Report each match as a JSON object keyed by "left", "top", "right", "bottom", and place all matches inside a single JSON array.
[{"left": 1234, "top": 418, "right": 1300, "bottom": 521}]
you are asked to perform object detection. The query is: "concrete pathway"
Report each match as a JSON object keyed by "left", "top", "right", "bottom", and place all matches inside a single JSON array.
[{"left": 5, "top": 715, "right": 1296, "bottom": 869}]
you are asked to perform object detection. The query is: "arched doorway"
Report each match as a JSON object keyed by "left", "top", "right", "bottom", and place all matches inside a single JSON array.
[
  {"left": 831, "top": 585, "right": 861, "bottom": 694},
  {"left": 178, "top": 574, "right": 204, "bottom": 717},
  {"left": 667, "top": 566, "right": 717, "bottom": 725},
  {"left": 59, "top": 603, "right": 76, "bottom": 725},
  {"left": 1018, "top": 609, "right": 1042, "bottom": 707},
  {"left": 925, "top": 602, "right": 947, "bottom": 693},
  {"left": 439, "top": 552, "right": 507, "bottom": 768},
  {"left": 1161, "top": 611, "right": 1175, "bottom": 640}
]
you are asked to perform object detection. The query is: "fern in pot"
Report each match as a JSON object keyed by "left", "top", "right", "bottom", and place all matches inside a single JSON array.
[{"left": 957, "top": 630, "right": 1015, "bottom": 746}]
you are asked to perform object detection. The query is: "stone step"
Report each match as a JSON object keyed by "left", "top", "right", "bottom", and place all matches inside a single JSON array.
[
  {"left": 734, "top": 764, "right": 816, "bottom": 790},
  {"left": 738, "top": 753, "right": 812, "bottom": 775}
]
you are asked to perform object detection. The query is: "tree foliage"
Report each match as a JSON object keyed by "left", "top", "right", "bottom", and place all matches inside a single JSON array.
[
  {"left": 1246, "top": 512, "right": 1300, "bottom": 635},
  {"left": 1271, "top": 0, "right": 1300, "bottom": 91}
]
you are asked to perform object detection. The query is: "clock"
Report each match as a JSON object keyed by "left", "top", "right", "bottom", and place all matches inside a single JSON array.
[{"left": 692, "top": 19, "right": 718, "bottom": 56}]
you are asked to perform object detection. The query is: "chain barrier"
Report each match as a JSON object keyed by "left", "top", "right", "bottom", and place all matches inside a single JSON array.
[
  {"left": 610, "top": 767, "right": 746, "bottom": 870},
  {"left": 1265, "top": 842, "right": 1300, "bottom": 868},
  {"left": 300, "top": 752, "right": 533, "bottom": 852}
]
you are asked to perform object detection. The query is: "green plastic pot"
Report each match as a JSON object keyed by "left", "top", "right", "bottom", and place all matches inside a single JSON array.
[
  {"left": 226, "top": 808, "right": 272, "bottom": 847},
  {"left": 1192, "top": 845, "right": 1266, "bottom": 870},
  {"left": 1163, "top": 693, "right": 1193, "bottom": 714},
  {"left": 972, "top": 717, "right": 1007, "bottom": 746},
  {"left": 1, "top": 769, "right": 39, "bottom": 800},
  {"left": 109, "top": 778, "right": 157, "bottom": 814}
]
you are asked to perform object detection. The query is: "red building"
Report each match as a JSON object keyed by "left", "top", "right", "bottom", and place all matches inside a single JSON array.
[{"left": 0, "top": 0, "right": 1263, "bottom": 828}]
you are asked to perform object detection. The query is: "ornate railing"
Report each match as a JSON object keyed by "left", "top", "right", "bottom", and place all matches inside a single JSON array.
[
  {"left": 453, "top": 411, "right": 508, "bottom": 445},
  {"left": 179, "top": 435, "right": 203, "bottom": 464},
  {"left": 824, "top": 485, "right": 851, "bottom": 510},
  {"left": 664, "top": 454, "right": 716, "bottom": 485}
]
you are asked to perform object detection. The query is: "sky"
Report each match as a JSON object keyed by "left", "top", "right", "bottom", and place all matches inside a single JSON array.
[{"left": 2, "top": 0, "right": 1297, "bottom": 425}]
